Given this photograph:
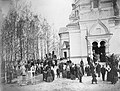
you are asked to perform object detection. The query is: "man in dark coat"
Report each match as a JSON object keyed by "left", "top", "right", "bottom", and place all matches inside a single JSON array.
[
  {"left": 74, "top": 64, "right": 78, "bottom": 78},
  {"left": 77, "top": 65, "right": 83, "bottom": 83},
  {"left": 56, "top": 68, "right": 60, "bottom": 78},
  {"left": 110, "top": 66, "right": 118, "bottom": 84},
  {"left": 101, "top": 65, "right": 106, "bottom": 81},
  {"left": 80, "top": 60, "right": 84, "bottom": 75},
  {"left": 96, "top": 63, "right": 101, "bottom": 77},
  {"left": 51, "top": 68, "right": 55, "bottom": 81},
  {"left": 85, "top": 65, "right": 91, "bottom": 76}
]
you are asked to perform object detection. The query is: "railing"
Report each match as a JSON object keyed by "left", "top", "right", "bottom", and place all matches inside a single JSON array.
[{"left": 1, "top": 72, "right": 43, "bottom": 86}]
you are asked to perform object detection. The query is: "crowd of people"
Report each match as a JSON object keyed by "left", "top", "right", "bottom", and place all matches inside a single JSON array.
[
  {"left": 56, "top": 53, "right": 120, "bottom": 84},
  {"left": 16, "top": 53, "right": 57, "bottom": 85},
  {"left": 85, "top": 53, "right": 120, "bottom": 84},
  {"left": 57, "top": 60, "right": 84, "bottom": 83},
  {"left": 15, "top": 52, "right": 120, "bottom": 86}
]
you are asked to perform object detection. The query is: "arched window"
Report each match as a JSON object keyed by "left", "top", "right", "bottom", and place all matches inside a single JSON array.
[{"left": 75, "top": 10, "right": 79, "bottom": 17}]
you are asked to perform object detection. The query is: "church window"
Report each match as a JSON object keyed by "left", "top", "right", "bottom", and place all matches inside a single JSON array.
[{"left": 75, "top": 10, "right": 79, "bottom": 17}]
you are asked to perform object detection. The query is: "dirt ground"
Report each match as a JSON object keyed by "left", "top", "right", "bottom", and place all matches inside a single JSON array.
[{"left": 1, "top": 75, "right": 120, "bottom": 91}]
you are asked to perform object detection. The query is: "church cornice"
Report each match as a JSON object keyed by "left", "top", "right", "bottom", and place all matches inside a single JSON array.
[
  {"left": 78, "top": 16, "right": 120, "bottom": 23},
  {"left": 87, "top": 33, "right": 113, "bottom": 39}
]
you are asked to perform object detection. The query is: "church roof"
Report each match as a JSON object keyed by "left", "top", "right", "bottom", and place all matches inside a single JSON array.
[
  {"left": 66, "top": 22, "right": 79, "bottom": 29},
  {"left": 88, "top": 19, "right": 112, "bottom": 36},
  {"left": 59, "top": 27, "right": 68, "bottom": 34}
]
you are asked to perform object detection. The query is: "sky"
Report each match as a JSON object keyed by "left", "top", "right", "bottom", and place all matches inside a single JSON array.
[{"left": 0, "top": 0, "right": 72, "bottom": 31}]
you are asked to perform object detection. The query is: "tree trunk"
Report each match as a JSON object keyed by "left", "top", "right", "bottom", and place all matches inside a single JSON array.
[{"left": 20, "top": 36, "right": 22, "bottom": 61}]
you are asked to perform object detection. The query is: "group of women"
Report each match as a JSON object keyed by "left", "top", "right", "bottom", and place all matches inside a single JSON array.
[{"left": 57, "top": 60, "right": 84, "bottom": 82}]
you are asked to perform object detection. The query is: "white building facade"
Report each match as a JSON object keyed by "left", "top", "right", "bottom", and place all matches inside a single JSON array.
[{"left": 59, "top": 0, "right": 120, "bottom": 64}]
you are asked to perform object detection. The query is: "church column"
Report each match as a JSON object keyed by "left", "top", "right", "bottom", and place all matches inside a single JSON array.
[
  {"left": 90, "top": 42, "right": 93, "bottom": 59},
  {"left": 105, "top": 41, "right": 109, "bottom": 55}
]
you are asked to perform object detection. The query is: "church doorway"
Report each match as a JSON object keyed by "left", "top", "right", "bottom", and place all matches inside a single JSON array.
[
  {"left": 92, "top": 41, "right": 106, "bottom": 62},
  {"left": 99, "top": 41, "right": 106, "bottom": 62},
  {"left": 64, "top": 52, "right": 67, "bottom": 59},
  {"left": 92, "top": 41, "right": 99, "bottom": 54},
  {"left": 92, "top": 41, "right": 99, "bottom": 63}
]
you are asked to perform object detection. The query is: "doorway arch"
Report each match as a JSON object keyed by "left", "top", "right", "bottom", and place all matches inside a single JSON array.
[
  {"left": 92, "top": 41, "right": 99, "bottom": 54},
  {"left": 99, "top": 41, "right": 106, "bottom": 62}
]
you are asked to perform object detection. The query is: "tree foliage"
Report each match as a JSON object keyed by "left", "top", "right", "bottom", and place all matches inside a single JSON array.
[{"left": 1, "top": 0, "right": 59, "bottom": 83}]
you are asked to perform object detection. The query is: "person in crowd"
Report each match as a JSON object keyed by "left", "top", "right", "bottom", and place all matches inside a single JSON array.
[
  {"left": 77, "top": 65, "right": 83, "bottom": 83},
  {"left": 43, "top": 65, "right": 48, "bottom": 81},
  {"left": 56, "top": 67, "right": 60, "bottom": 78},
  {"left": 93, "top": 50, "right": 98, "bottom": 64},
  {"left": 101, "top": 65, "right": 106, "bottom": 81},
  {"left": 51, "top": 67, "right": 55, "bottom": 81},
  {"left": 30, "top": 63, "right": 36, "bottom": 84},
  {"left": 59, "top": 63, "right": 63, "bottom": 72},
  {"left": 40, "top": 63, "right": 43, "bottom": 74},
  {"left": 55, "top": 59, "right": 57, "bottom": 66},
  {"left": 20, "top": 63, "right": 26, "bottom": 85},
  {"left": 110, "top": 66, "right": 118, "bottom": 84},
  {"left": 80, "top": 60, "right": 84, "bottom": 75},
  {"left": 85, "top": 65, "right": 88, "bottom": 74},
  {"left": 74, "top": 64, "right": 78, "bottom": 78},
  {"left": 70, "top": 65, "right": 76, "bottom": 80},
  {"left": 87, "top": 56, "right": 91, "bottom": 65},
  {"left": 106, "top": 65, "right": 111, "bottom": 81},
  {"left": 92, "top": 71, "right": 97, "bottom": 84},
  {"left": 62, "top": 64, "right": 67, "bottom": 78},
  {"left": 46, "top": 67, "right": 54, "bottom": 82},
  {"left": 66, "top": 63, "right": 71, "bottom": 79},
  {"left": 35, "top": 63, "right": 39, "bottom": 75},
  {"left": 90, "top": 63, "right": 95, "bottom": 75},
  {"left": 17, "top": 65, "right": 22, "bottom": 85},
  {"left": 85, "top": 65, "right": 91, "bottom": 76},
  {"left": 96, "top": 63, "right": 101, "bottom": 77},
  {"left": 37, "top": 63, "right": 41, "bottom": 74}
]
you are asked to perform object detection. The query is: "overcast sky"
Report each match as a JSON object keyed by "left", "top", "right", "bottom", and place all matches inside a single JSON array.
[{"left": 0, "top": 0, "right": 72, "bottom": 31}]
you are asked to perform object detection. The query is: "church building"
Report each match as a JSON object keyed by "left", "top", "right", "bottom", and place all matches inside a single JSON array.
[{"left": 59, "top": 0, "right": 120, "bottom": 64}]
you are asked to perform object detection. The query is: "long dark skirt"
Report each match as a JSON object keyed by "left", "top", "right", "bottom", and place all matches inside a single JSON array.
[
  {"left": 47, "top": 76, "right": 53, "bottom": 82},
  {"left": 107, "top": 72, "right": 111, "bottom": 81},
  {"left": 62, "top": 70, "right": 67, "bottom": 78},
  {"left": 70, "top": 74, "right": 76, "bottom": 80},
  {"left": 67, "top": 71, "right": 71, "bottom": 79}
]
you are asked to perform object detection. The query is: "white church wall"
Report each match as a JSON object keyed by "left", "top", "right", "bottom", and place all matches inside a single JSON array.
[
  {"left": 81, "top": 29, "right": 88, "bottom": 56},
  {"left": 109, "top": 26, "right": 120, "bottom": 54},
  {"left": 70, "top": 57, "right": 88, "bottom": 65},
  {"left": 69, "top": 30, "right": 81, "bottom": 57}
]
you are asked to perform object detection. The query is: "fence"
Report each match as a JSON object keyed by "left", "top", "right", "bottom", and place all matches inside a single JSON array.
[{"left": 17, "top": 72, "right": 43, "bottom": 86}]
